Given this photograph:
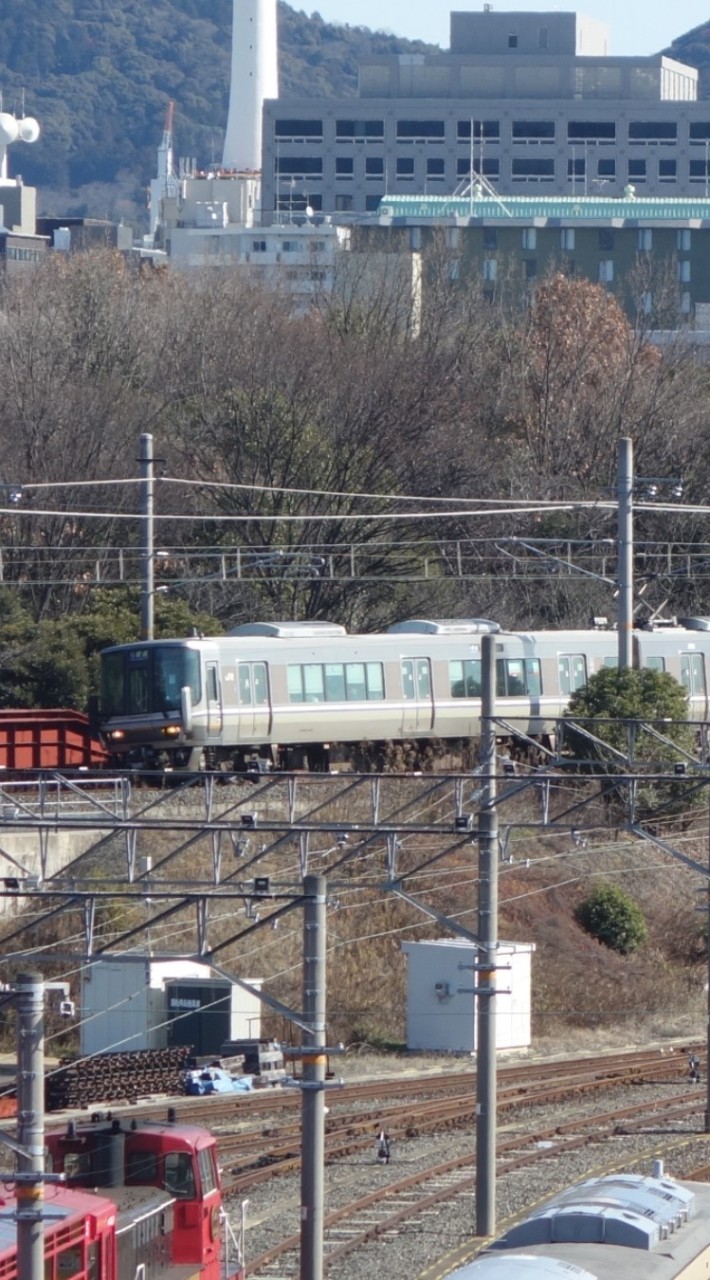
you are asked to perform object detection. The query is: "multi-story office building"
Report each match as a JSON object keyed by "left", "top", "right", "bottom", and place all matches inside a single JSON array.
[{"left": 261, "top": 9, "right": 710, "bottom": 219}]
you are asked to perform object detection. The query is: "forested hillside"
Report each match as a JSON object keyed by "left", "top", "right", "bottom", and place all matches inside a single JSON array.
[{"left": 0, "top": 0, "right": 435, "bottom": 214}]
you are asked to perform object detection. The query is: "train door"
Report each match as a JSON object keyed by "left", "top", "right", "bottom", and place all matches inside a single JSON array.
[
  {"left": 237, "top": 662, "right": 271, "bottom": 740},
  {"left": 205, "top": 662, "right": 223, "bottom": 736},
  {"left": 680, "top": 651, "right": 708, "bottom": 720},
  {"left": 400, "top": 657, "right": 434, "bottom": 734}
]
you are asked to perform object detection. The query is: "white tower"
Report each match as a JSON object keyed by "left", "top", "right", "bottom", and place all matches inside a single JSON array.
[{"left": 222, "top": 0, "right": 278, "bottom": 172}]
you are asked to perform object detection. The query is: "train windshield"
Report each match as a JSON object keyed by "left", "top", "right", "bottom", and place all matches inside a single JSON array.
[{"left": 101, "top": 646, "right": 201, "bottom": 717}]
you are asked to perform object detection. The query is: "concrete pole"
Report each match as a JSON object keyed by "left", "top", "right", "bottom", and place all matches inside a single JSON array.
[
  {"left": 15, "top": 971, "right": 44, "bottom": 1280},
  {"left": 140, "top": 432, "right": 155, "bottom": 643},
  {"left": 476, "top": 634, "right": 498, "bottom": 1238},
  {"left": 617, "top": 437, "right": 634, "bottom": 670},
  {"left": 300, "top": 874, "right": 327, "bottom": 1280}
]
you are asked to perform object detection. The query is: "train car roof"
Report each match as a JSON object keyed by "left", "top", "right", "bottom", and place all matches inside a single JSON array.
[
  {"left": 472, "top": 1173, "right": 710, "bottom": 1280},
  {"left": 0, "top": 1185, "right": 117, "bottom": 1257}
]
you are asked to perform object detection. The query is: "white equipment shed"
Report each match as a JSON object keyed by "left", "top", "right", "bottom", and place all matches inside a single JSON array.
[
  {"left": 80, "top": 956, "right": 262, "bottom": 1058},
  {"left": 401, "top": 938, "right": 534, "bottom": 1054}
]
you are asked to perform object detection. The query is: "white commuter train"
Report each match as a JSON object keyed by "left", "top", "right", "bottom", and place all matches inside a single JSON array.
[
  {"left": 97, "top": 617, "right": 710, "bottom": 772},
  {"left": 445, "top": 1171, "right": 710, "bottom": 1280}
]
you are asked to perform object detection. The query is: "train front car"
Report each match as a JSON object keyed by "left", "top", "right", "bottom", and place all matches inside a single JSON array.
[
  {"left": 46, "top": 1113, "right": 234, "bottom": 1280},
  {"left": 99, "top": 638, "right": 209, "bottom": 770}
]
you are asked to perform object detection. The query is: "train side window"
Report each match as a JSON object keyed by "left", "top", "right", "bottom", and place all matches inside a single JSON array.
[
  {"left": 402, "top": 659, "right": 416, "bottom": 699},
  {"left": 55, "top": 1243, "right": 83, "bottom": 1279},
  {"left": 603, "top": 656, "right": 618, "bottom": 667},
  {"left": 450, "top": 659, "right": 481, "bottom": 697},
  {"left": 238, "top": 664, "right": 253, "bottom": 706},
  {"left": 325, "top": 664, "right": 346, "bottom": 700},
  {"left": 345, "top": 663, "right": 367, "bottom": 700},
  {"left": 207, "top": 666, "right": 219, "bottom": 702},
  {"left": 496, "top": 659, "right": 506, "bottom": 697},
  {"left": 559, "top": 654, "right": 586, "bottom": 694},
  {"left": 416, "top": 659, "right": 431, "bottom": 698},
  {"left": 303, "top": 664, "right": 325, "bottom": 702},
  {"left": 644, "top": 655, "right": 665, "bottom": 672},
  {"left": 287, "top": 665, "right": 304, "bottom": 702},
  {"left": 505, "top": 659, "right": 526, "bottom": 696},
  {"left": 165, "top": 1151, "right": 196, "bottom": 1199},
  {"left": 198, "top": 1145, "right": 219, "bottom": 1195},
  {"left": 252, "top": 663, "right": 269, "bottom": 705},
  {"left": 525, "top": 659, "right": 542, "bottom": 695},
  {"left": 681, "top": 652, "right": 706, "bottom": 694},
  {"left": 366, "top": 662, "right": 385, "bottom": 699}
]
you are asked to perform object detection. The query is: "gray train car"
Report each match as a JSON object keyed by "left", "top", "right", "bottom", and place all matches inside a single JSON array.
[
  {"left": 97, "top": 617, "right": 710, "bottom": 772},
  {"left": 447, "top": 1170, "right": 710, "bottom": 1280}
]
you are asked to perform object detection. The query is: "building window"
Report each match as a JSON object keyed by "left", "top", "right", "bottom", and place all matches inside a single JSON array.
[
  {"left": 335, "top": 194, "right": 353, "bottom": 211},
  {"left": 365, "top": 157, "right": 384, "bottom": 178},
  {"left": 681, "top": 291, "right": 692, "bottom": 314},
  {"left": 659, "top": 158, "right": 676, "bottom": 181},
  {"left": 689, "top": 122, "right": 710, "bottom": 143},
  {"left": 396, "top": 157, "right": 415, "bottom": 179},
  {"left": 689, "top": 159, "right": 710, "bottom": 183},
  {"left": 568, "top": 121, "right": 616, "bottom": 143},
  {"left": 641, "top": 291, "right": 652, "bottom": 315},
  {"left": 336, "top": 119, "right": 384, "bottom": 142},
  {"left": 512, "top": 120, "right": 555, "bottom": 142},
  {"left": 457, "top": 120, "right": 500, "bottom": 142},
  {"left": 677, "top": 229, "right": 691, "bottom": 251},
  {"left": 483, "top": 228, "right": 497, "bottom": 251},
  {"left": 560, "top": 229, "right": 575, "bottom": 251},
  {"left": 525, "top": 258, "right": 537, "bottom": 280},
  {"left": 512, "top": 158, "right": 555, "bottom": 179},
  {"left": 598, "top": 228, "right": 614, "bottom": 250},
  {"left": 598, "top": 158, "right": 615, "bottom": 178},
  {"left": 567, "top": 158, "right": 585, "bottom": 179},
  {"left": 508, "top": 33, "right": 518, "bottom": 47},
  {"left": 456, "top": 157, "right": 500, "bottom": 179},
  {"left": 426, "top": 157, "right": 445, "bottom": 180},
  {"left": 483, "top": 257, "right": 497, "bottom": 282},
  {"left": 335, "top": 157, "right": 353, "bottom": 179},
  {"left": 281, "top": 240, "right": 300, "bottom": 253},
  {"left": 629, "top": 121, "right": 677, "bottom": 143},
  {"left": 637, "top": 229, "right": 652, "bottom": 252},
  {"left": 522, "top": 228, "right": 537, "bottom": 250},
  {"left": 275, "top": 157, "right": 323, "bottom": 178},
  {"left": 538, "top": 26, "right": 548, "bottom": 48},
  {"left": 274, "top": 119, "right": 323, "bottom": 141},
  {"left": 598, "top": 259, "right": 614, "bottom": 283},
  {"left": 365, "top": 194, "right": 382, "bottom": 211},
  {"left": 251, "top": 240, "right": 267, "bottom": 253},
  {"left": 678, "top": 259, "right": 691, "bottom": 283},
  {"left": 396, "top": 120, "right": 445, "bottom": 143},
  {"left": 628, "top": 159, "right": 646, "bottom": 182}
]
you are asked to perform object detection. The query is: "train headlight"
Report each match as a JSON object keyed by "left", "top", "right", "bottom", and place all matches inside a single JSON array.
[
  {"left": 162, "top": 725, "right": 181, "bottom": 738},
  {"left": 108, "top": 730, "right": 125, "bottom": 741}
]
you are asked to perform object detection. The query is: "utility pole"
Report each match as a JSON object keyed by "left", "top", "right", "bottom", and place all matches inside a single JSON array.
[
  {"left": 140, "top": 432, "right": 155, "bottom": 642},
  {"left": 300, "top": 874, "right": 327, "bottom": 1280},
  {"left": 475, "top": 633, "right": 498, "bottom": 1238},
  {"left": 617, "top": 436, "right": 634, "bottom": 670},
  {"left": 15, "top": 970, "right": 45, "bottom": 1280}
]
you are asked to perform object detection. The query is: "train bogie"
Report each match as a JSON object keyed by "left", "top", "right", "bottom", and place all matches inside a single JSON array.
[{"left": 97, "top": 617, "right": 710, "bottom": 773}]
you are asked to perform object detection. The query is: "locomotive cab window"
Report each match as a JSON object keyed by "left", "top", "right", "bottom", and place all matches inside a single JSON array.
[
  {"left": 450, "top": 658, "right": 482, "bottom": 697},
  {"left": 681, "top": 652, "right": 706, "bottom": 694},
  {"left": 100, "top": 645, "right": 201, "bottom": 717},
  {"left": 126, "top": 1150, "right": 159, "bottom": 1183},
  {"left": 165, "top": 1151, "right": 196, "bottom": 1198},
  {"left": 496, "top": 658, "right": 541, "bottom": 696},
  {"left": 558, "top": 654, "right": 587, "bottom": 694},
  {"left": 198, "top": 1144, "right": 219, "bottom": 1194}
]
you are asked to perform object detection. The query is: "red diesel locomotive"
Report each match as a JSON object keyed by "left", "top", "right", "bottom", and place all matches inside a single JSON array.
[{"left": 39, "top": 1111, "right": 241, "bottom": 1280}]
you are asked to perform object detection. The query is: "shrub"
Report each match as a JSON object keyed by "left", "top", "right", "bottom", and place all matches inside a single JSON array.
[{"left": 574, "top": 882, "right": 648, "bottom": 955}]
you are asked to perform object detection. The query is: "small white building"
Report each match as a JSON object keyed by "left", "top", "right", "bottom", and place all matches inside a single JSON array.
[
  {"left": 402, "top": 938, "right": 534, "bottom": 1054},
  {"left": 80, "top": 955, "right": 262, "bottom": 1058}
]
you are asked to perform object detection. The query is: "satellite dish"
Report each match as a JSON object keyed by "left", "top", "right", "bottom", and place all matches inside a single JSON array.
[
  {"left": 18, "top": 117, "right": 40, "bottom": 144},
  {"left": 0, "top": 114, "right": 19, "bottom": 146}
]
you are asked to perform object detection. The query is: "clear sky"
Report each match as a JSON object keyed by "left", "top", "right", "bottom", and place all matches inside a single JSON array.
[{"left": 307, "top": 2, "right": 709, "bottom": 57}]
